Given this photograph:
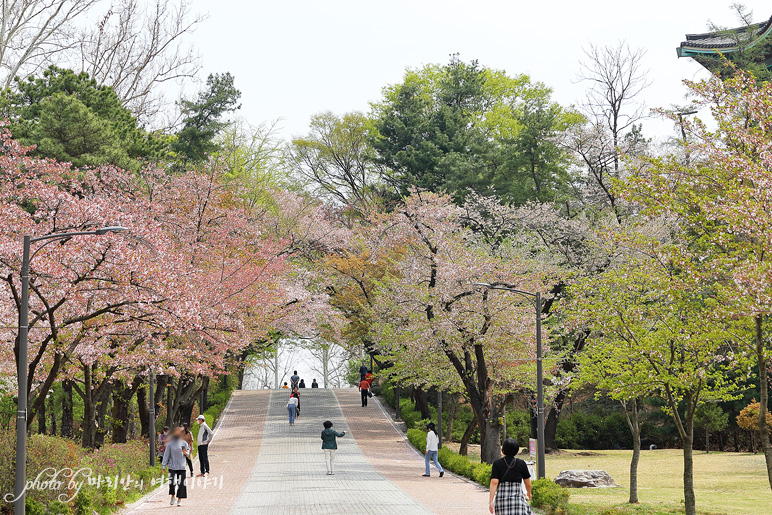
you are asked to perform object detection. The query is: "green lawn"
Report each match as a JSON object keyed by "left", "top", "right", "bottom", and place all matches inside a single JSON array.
[
  {"left": 444, "top": 444, "right": 770, "bottom": 514},
  {"left": 545, "top": 449, "right": 770, "bottom": 515}
]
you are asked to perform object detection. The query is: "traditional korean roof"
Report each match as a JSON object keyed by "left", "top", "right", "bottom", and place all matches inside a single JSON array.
[{"left": 677, "top": 14, "right": 772, "bottom": 57}]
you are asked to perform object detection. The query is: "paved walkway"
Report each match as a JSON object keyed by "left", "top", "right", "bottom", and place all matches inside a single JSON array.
[
  {"left": 336, "top": 389, "right": 489, "bottom": 514},
  {"left": 123, "top": 390, "right": 270, "bottom": 514},
  {"left": 124, "top": 389, "right": 489, "bottom": 514}
]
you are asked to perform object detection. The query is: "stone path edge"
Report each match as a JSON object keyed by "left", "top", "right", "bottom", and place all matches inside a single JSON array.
[{"left": 118, "top": 390, "right": 238, "bottom": 514}]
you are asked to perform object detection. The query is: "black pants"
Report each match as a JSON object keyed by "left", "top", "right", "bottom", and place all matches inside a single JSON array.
[
  {"left": 168, "top": 469, "right": 187, "bottom": 498},
  {"left": 361, "top": 389, "right": 368, "bottom": 406},
  {"left": 185, "top": 456, "right": 193, "bottom": 475},
  {"left": 198, "top": 444, "right": 210, "bottom": 474}
]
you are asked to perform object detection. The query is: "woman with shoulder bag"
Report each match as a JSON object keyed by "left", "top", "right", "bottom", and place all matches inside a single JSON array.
[{"left": 489, "top": 438, "right": 532, "bottom": 515}]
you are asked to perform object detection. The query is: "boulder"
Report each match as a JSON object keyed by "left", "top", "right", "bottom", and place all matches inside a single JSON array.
[{"left": 553, "top": 470, "right": 621, "bottom": 488}]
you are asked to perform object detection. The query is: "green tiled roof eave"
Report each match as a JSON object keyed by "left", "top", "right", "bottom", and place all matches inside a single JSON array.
[{"left": 677, "top": 14, "right": 772, "bottom": 58}]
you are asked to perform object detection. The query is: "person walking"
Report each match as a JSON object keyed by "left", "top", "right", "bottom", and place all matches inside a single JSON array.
[
  {"left": 195, "top": 414, "right": 213, "bottom": 477},
  {"left": 162, "top": 428, "right": 190, "bottom": 507},
  {"left": 157, "top": 426, "right": 169, "bottom": 460},
  {"left": 292, "top": 389, "right": 301, "bottom": 418},
  {"left": 299, "top": 379, "right": 306, "bottom": 388},
  {"left": 311, "top": 379, "right": 319, "bottom": 388},
  {"left": 321, "top": 421, "right": 346, "bottom": 475},
  {"left": 422, "top": 422, "right": 444, "bottom": 477},
  {"left": 488, "top": 438, "right": 532, "bottom": 515},
  {"left": 181, "top": 423, "right": 194, "bottom": 477},
  {"left": 290, "top": 371, "right": 300, "bottom": 389},
  {"left": 359, "top": 362, "right": 368, "bottom": 381},
  {"left": 358, "top": 377, "right": 371, "bottom": 407},
  {"left": 287, "top": 395, "right": 299, "bottom": 425},
  {"left": 365, "top": 370, "right": 374, "bottom": 387}
]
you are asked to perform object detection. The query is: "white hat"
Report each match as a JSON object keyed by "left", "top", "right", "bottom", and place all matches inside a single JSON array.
[{"left": 196, "top": 415, "right": 205, "bottom": 421}]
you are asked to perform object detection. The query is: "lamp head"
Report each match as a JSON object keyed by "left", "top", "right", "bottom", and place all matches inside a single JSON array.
[{"left": 95, "top": 226, "right": 128, "bottom": 235}]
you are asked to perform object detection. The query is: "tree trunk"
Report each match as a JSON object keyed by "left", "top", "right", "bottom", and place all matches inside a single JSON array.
[
  {"left": 93, "top": 391, "right": 111, "bottom": 448},
  {"left": 459, "top": 416, "right": 477, "bottom": 456},
  {"left": 137, "top": 385, "right": 150, "bottom": 437},
  {"left": 705, "top": 426, "right": 710, "bottom": 454},
  {"left": 478, "top": 386, "right": 502, "bottom": 464},
  {"left": 61, "top": 380, "right": 73, "bottom": 438},
  {"left": 683, "top": 433, "right": 696, "bottom": 515},
  {"left": 49, "top": 395, "right": 56, "bottom": 437},
  {"left": 413, "top": 387, "right": 431, "bottom": 420},
  {"left": 445, "top": 397, "right": 455, "bottom": 442},
  {"left": 755, "top": 315, "right": 772, "bottom": 489},
  {"left": 623, "top": 398, "right": 641, "bottom": 504},
  {"left": 112, "top": 377, "right": 141, "bottom": 444},
  {"left": 481, "top": 412, "right": 502, "bottom": 463},
  {"left": 37, "top": 398, "right": 46, "bottom": 434}
]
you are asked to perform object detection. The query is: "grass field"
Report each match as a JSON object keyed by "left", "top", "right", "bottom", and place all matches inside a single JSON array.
[{"left": 445, "top": 444, "right": 771, "bottom": 514}]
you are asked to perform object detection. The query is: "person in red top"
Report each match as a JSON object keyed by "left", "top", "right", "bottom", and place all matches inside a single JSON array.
[
  {"left": 365, "top": 370, "right": 374, "bottom": 387},
  {"left": 358, "top": 378, "right": 371, "bottom": 407}
]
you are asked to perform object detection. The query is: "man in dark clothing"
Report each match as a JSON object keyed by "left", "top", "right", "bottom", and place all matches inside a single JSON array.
[
  {"left": 290, "top": 371, "right": 300, "bottom": 389},
  {"left": 359, "top": 363, "right": 368, "bottom": 381},
  {"left": 311, "top": 379, "right": 319, "bottom": 388},
  {"left": 299, "top": 379, "right": 306, "bottom": 388}
]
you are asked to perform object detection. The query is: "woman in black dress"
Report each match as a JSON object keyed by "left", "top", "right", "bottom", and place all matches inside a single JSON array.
[{"left": 488, "top": 438, "right": 532, "bottom": 515}]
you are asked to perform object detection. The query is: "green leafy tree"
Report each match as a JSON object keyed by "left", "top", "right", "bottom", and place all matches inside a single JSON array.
[
  {"left": 0, "top": 66, "right": 165, "bottom": 170},
  {"left": 371, "top": 55, "right": 580, "bottom": 204},
  {"left": 290, "top": 111, "right": 384, "bottom": 220},
  {"left": 622, "top": 64, "right": 772, "bottom": 490},
  {"left": 694, "top": 403, "right": 729, "bottom": 454},
  {"left": 568, "top": 245, "right": 748, "bottom": 515},
  {"left": 173, "top": 72, "right": 241, "bottom": 165}
]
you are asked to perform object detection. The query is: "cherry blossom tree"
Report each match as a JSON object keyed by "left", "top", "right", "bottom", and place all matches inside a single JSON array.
[
  {"left": 364, "top": 191, "right": 555, "bottom": 463},
  {"left": 622, "top": 64, "right": 772, "bottom": 490}
]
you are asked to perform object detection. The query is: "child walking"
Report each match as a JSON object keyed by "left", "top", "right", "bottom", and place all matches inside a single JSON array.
[{"left": 320, "top": 421, "right": 346, "bottom": 475}]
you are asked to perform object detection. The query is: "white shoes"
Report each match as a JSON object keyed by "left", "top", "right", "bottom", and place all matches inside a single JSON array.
[
  {"left": 177, "top": 499, "right": 183, "bottom": 507},
  {"left": 170, "top": 497, "right": 175, "bottom": 505}
]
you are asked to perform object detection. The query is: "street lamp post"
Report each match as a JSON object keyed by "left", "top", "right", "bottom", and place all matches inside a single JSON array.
[
  {"left": 149, "top": 367, "right": 155, "bottom": 467},
  {"left": 474, "top": 282, "right": 546, "bottom": 479},
  {"left": 15, "top": 227, "right": 127, "bottom": 515}
]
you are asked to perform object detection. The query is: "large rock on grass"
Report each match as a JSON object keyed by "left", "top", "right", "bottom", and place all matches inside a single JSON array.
[{"left": 553, "top": 470, "right": 621, "bottom": 488}]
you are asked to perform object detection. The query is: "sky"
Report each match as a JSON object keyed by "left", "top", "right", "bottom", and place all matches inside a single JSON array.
[{"left": 184, "top": 0, "right": 771, "bottom": 141}]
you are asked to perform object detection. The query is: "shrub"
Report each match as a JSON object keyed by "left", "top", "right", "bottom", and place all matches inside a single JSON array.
[
  {"left": 400, "top": 399, "right": 423, "bottom": 429},
  {"left": 473, "top": 462, "right": 492, "bottom": 485},
  {"left": 531, "top": 478, "right": 570, "bottom": 513},
  {"left": 25, "top": 497, "right": 46, "bottom": 515},
  {"left": 47, "top": 500, "right": 72, "bottom": 515},
  {"left": 73, "top": 489, "right": 93, "bottom": 515}
]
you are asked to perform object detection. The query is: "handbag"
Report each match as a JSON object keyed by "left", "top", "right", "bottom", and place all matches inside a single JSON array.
[{"left": 368, "top": 389, "right": 373, "bottom": 398}]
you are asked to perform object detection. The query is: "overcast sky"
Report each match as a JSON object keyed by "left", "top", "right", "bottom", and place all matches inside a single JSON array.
[{"left": 184, "top": 0, "right": 771, "bottom": 141}]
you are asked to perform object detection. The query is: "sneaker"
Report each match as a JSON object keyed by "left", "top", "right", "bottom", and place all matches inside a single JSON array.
[
  {"left": 170, "top": 497, "right": 175, "bottom": 505},
  {"left": 440, "top": 471, "right": 444, "bottom": 477},
  {"left": 177, "top": 499, "right": 183, "bottom": 507},
  {"left": 422, "top": 474, "right": 430, "bottom": 477}
]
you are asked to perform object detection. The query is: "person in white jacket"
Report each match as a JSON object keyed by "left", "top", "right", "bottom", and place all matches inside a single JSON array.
[{"left": 422, "top": 422, "right": 444, "bottom": 477}]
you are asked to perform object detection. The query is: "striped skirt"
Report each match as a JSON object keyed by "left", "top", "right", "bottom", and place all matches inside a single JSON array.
[{"left": 494, "top": 481, "right": 531, "bottom": 515}]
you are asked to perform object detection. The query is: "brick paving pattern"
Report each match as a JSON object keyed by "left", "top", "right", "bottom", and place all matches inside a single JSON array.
[
  {"left": 230, "top": 388, "right": 431, "bottom": 515},
  {"left": 125, "top": 388, "right": 490, "bottom": 514},
  {"left": 336, "top": 389, "right": 490, "bottom": 515},
  {"left": 123, "top": 390, "right": 269, "bottom": 514}
]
